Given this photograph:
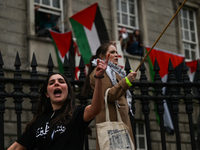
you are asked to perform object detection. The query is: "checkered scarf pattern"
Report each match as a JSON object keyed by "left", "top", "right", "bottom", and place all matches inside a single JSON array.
[{"left": 92, "top": 59, "right": 133, "bottom": 116}]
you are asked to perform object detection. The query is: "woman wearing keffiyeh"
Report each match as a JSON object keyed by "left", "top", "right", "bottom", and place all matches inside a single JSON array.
[{"left": 82, "top": 42, "right": 137, "bottom": 150}]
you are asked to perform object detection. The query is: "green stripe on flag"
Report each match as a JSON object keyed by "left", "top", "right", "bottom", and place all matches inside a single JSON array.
[
  {"left": 70, "top": 18, "right": 92, "bottom": 64},
  {"left": 52, "top": 38, "right": 64, "bottom": 73},
  {"left": 146, "top": 48, "right": 155, "bottom": 82},
  {"left": 146, "top": 48, "right": 159, "bottom": 124}
]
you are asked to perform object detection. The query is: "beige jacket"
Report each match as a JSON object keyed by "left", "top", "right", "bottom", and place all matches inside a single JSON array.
[{"left": 90, "top": 68, "right": 135, "bottom": 150}]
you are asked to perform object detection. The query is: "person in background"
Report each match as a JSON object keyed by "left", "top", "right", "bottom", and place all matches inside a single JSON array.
[
  {"left": 82, "top": 42, "right": 137, "bottom": 150},
  {"left": 34, "top": 5, "right": 42, "bottom": 34},
  {"left": 127, "top": 29, "right": 143, "bottom": 56},
  {"left": 37, "top": 13, "right": 60, "bottom": 37},
  {"left": 119, "top": 27, "right": 129, "bottom": 53},
  {"left": 7, "top": 54, "right": 109, "bottom": 150}
]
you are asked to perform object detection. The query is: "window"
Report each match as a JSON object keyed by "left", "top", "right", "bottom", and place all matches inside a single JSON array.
[
  {"left": 116, "top": 0, "right": 143, "bottom": 56},
  {"left": 34, "top": 0, "right": 64, "bottom": 34},
  {"left": 180, "top": 8, "right": 199, "bottom": 60},
  {"left": 136, "top": 122, "right": 147, "bottom": 150},
  {"left": 117, "top": 0, "right": 139, "bottom": 31}
]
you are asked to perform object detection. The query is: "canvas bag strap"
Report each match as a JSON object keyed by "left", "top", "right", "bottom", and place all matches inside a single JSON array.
[
  {"left": 104, "top": 88, "right": 122, "bottom": 122},
  {"left": 115, "top": 101, "right": 122, "bottom": 122},
  {"left": 105, "top": 88, "right": 110, "bottom": 121}
]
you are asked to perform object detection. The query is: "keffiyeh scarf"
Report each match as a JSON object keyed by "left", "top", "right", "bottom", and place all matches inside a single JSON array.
[{"left": 92, "top": 59, "right": 133, "bottom": 116}]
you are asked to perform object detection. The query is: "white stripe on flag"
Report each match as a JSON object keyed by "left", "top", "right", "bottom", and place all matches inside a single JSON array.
[
  {"left": 58, "top": 49, "right": 69, "bottom": 63},
  {"left": 162, "top": 74, "right": 174, "bottom": 130},
  {"left": 84, "top": 23, "right": 101, "bottom": 55},
  {"left": 188, "top": 68, "right": 195, "bottom": 82}
]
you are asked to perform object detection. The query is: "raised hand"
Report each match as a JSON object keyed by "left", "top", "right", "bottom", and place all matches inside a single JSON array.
[{"left": 95, "top": 54, "right": 110, "bottom": 78}]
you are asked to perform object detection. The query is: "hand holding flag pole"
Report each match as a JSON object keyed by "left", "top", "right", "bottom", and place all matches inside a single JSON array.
[
  {"left": 51, "top": 18, "right": 69, "bottom": 30},
  {"left": 135, "top": 0, "right": 187, "bottom": 72}
]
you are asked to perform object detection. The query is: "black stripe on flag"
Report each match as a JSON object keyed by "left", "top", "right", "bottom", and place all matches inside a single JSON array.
[
  {"left": 69, "top": 36, "right": 75, "bottom": 79},
  {"left": 165, "top": 62, "right": 183, "bottom": 134},
  {"left": 94, "top": 4, "right": 110, "bottom": 44}
]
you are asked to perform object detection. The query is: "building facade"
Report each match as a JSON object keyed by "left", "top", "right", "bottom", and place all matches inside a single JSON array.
[{"left": 0, "top": 0, "right": 200, "bottom": 149}]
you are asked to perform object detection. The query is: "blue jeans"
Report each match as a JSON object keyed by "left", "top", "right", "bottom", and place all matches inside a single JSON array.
[{"left": 127, "top": 42, "right": 143, "bottom": 56}]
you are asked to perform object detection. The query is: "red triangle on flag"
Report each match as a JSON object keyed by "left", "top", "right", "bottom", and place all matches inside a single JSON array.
[
  {"left": 50, "top": 30, "right": 72, "bottom": 58},
  {"left": 147, "top": 47, "right": 184, "bottom": 78},
  {"left": 70, "top": 3, "right": 97, "bottom": 30},
  {"left": 186, "top": 60, "right": 198, "bottom": 73}
]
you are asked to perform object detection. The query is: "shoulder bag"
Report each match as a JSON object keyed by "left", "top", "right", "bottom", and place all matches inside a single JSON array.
[{"left": 96, "top": 88, "right": 135, "bottom": 150}]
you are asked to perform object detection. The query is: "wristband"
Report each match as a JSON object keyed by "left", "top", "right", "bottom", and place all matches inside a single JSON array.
[
  {"left": 94, "top": 75, "right": 104, "bottom": 79},
  {"left": 125, "top": 77, "right": 132, "bottom": 86}
]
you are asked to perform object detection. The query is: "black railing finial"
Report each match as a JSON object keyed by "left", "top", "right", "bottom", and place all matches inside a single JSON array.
[
  {"left": 31, "top": 53, "right": 38, "bottom": 79},
  {"left": 31, "top": 53, "right": 38, "bottom": 68},
  {"left": 14, "top": 52, "right": 21, "bottom": 78},
  {"left": 79, "top": 56, "right": 86, "bottom": 81},
  {"left": 0, "top": 51, "right": 4, "bottom": 77},
  {"left": 0, "top": 51, "right": 4, "bottom": 66},
  {"left": 182, "top": 59, "right": 190, "bottom": 82},
  {"left": 168, "top": 58, "right": 174, "bottom": 70},
  {"left": 139, "top": 57, "right": 147, "bottom": 82},
  {"left": 167, "top": 58, "right": 176, "bottom": 82},
  {"left": 153, "top": 58, "right": 161, "bottom": 82},
  {"left": 125, "top": 57, "right": 131, "bottom": 75},
  {"left": 47, "top": 53, "right": 54, "bottom": 75},
  {"left": 14, "top": 52, "right": 21, "bottom": 67},
  {"left": 63, "top": 54, "right": 72, "bottom": 81}
]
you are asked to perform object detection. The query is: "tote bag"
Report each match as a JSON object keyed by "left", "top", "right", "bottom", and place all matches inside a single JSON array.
[{"left": 96, "top": 88, "right": 135, "bottom": 150}]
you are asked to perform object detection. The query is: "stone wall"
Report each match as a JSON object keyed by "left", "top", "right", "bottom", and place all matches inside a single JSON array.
[
  {"left": 141, "top": 0, "right": 181, "bottom": 53},
  {"left": 0, "top": 0, "right": 28, "bottom": 71}
]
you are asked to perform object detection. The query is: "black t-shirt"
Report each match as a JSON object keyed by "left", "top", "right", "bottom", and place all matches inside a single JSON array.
[{"left": 17, "top": 106, "right": 92, "bottom": 150}]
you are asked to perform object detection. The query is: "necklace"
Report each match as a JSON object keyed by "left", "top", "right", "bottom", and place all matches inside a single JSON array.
[
  {"left": 50, "top": 109, "right": 59, "bottom": 118},
  {"left": 50, "top": 111, "right": 55, "bottom": 118}
]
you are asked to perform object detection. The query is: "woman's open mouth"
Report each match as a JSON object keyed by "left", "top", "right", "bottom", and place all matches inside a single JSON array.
[{"left": 54, "top": 88, "right": 62, "bottom": 97}]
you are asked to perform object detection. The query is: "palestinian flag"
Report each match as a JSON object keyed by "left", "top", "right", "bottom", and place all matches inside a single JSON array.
[
  {"left": 186, "top": 60, "right": 200, "bottom": 95},
  {"left": 186, "top": 60, "right": 199, "bottom": 82},
  {"left": 146, "top": 46, "right": 185, "bottom": 134},
  {"left": 69, "top": 2, "right": 110, "bottom": 64},
  {"left": 49, "top": 30, "right": 75, "bottom": 78}
]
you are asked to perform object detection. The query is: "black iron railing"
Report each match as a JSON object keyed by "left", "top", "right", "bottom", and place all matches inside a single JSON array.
[{"left": 0, "top": 51, "right": 199, "bottom": 150}]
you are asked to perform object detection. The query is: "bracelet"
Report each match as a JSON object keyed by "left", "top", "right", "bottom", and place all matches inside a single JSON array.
[
  {"left": 94, "top": 75, "right": 104, "bottom": 79},
  {"left": 125, "top": 77, "right": 132, "bottom": 86}
]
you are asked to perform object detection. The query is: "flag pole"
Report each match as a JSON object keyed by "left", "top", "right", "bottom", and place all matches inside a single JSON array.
[
  {"left": 51, "top": 18, "right": 69, "bottom": 30},
  {"left": 135, "top": 0, "right": 187, "bottom": 72}
]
